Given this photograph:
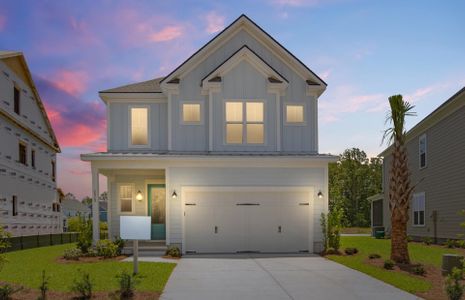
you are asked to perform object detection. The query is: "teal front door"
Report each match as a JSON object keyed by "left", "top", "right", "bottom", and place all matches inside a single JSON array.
[{"left": 147, "top": 184, "right": 166, "bottom": 240}]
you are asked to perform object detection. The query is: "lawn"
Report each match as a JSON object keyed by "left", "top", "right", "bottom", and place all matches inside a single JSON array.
[
  {"left": 327, "top": 236, "right": 461, "bottom": 294},
  {"left": 0, "top": 244, "right": 176, "bottom": 292}
]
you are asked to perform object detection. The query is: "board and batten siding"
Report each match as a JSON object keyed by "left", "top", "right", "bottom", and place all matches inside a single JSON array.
[{"left": 382, "top": 103, "right": 465, "bottom": 239}]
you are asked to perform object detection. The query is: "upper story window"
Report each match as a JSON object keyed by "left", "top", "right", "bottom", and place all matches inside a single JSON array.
[
  {"left": 285, "top": 104, "right": 305, "bottom": 124},
  {"left": 14, "top": 86, "right": 20, "bottom": 115},
  {"left": 19, "top": 142, "right": 27, "bottom": 165},
  {"left": 51, "top": 161, "right": 56, "bottom": 182},
  {"left": 419, "top": 134, "right": 427, "bottom": 169},
  {"left": 31, "top": 149, "right": 36, "bottom": 169},
  {"left": 119, "top": 184, "right": 134, "bottom": 213},
  {"left": 412, "top": 192, "right": 425, "bottom": 226},
  {"left": 225, "top": 101, "right": 264, "bottom": 144},
  {"left": 12, "top": 196, "right": 18, "bottom": 216},
  {"left": 129, "top": 106, "right": 149, "bottom": 147},
  {"left": 181, "top": 102, "right": 202, "bottom": 124}
]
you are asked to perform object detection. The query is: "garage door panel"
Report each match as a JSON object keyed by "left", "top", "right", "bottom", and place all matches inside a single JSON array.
[
  {"left": 214, "top": 206, "right": 246, "bottom": 252},
  {"left": 185, "top": 205, "right": 214, "bottom": 253}
]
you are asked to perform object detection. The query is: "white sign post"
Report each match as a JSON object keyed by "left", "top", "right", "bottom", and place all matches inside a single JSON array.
[{"left": 120, "top": 216, "right": 151, "bottom": 274}]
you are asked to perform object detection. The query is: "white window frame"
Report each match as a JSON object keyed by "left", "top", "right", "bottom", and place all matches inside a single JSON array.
[
  {"left": 412, "top": 192, "right": 426, "bottom": 227},
  {"left": 128, "top": 105, "right": 151, "bottom": 148},
  {"left": 118, "top": 183, "right": 135, "bottom": 214},
  {"left": 223, "top": 99, "right": 266, "bottom": 146},
  {"left": 419, "top": 134, "right": 427, "bottom": 169},
  {"left": 284, "top": 102, "right": 306, "bottom": 125},
  {"left": 180, "top": 101, "right": 203, "bottom": 125}
]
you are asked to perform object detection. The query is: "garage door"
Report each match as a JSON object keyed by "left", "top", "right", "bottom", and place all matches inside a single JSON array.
[{"left": 184, "top": 188, "right": 311, "bottom": 253}]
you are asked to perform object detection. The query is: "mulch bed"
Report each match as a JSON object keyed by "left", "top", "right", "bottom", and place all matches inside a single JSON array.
[
  {"left": 56, "top": 255, "right": 128, "bottom": 264},
  {"left": 9, "top": 288, "right": 160, "bottom": 300}
]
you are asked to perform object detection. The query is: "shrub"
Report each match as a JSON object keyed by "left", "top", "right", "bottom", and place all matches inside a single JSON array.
[
  {"left": 96, "top": 240, "right": 118, "bottom": 258},
  {"left": 445, "top": 267, "right": 465, "bottom": 300},
  {"left": 325, "top": 248, "right": 340, "bottom": 255},
  {"left": 114, "top": 236, "right": 126, "bottom": 255},
  {"left": 446, "top": 239, "right": 457, "bottom": 249},
  {"left": 406, "top": 236, "right": 413, "bottom": 242},
  {"left": 320, "top": 208, "right": 343, "bottom": 253},
  {"left": 74, "top": 216, "right": 93, "bottom": 254},
  {"left": 0, "top": 283, "right": 22, "bottom": 300},
  {"left": 165, "top": 246, "right": 182, "bottom": 258},
  {"left": 38, "top": 270, "right": 49, "bottom": 300},
  {"left": 344, "top": 247, "right": 358, "bottom": 255},
  {"left": 412, "top": 264, "right": 426, "bottom": 276},
  {"left": 456, "top": 240, "right": 465, "bottom": 249},
  {"left": 368, "top": 253, "right": 381, "bottom": 259},
  {"left": 423, "top": 237, "right": 433, "bottom": 245},
  {"left": 84, "top": 247, "right": 98, "bottom": 257},
  {"left": 0, "top": 227, "right": 11, "bottom": 272},
  {"left": 64, "top": 248, "right": 82, "bottom": 260},
  {"left": 71, "top": 270, "right": 93, "bottom": 300},
  {"left": 383, "top": 259, "right": 395, "bottom": 270},
  {"left": 116, "top": 270, "right": 140, "bottom": 299}
]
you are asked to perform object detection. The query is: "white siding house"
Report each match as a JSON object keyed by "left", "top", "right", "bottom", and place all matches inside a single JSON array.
[
  {"left": 81, "top": 15, "right": 336, "bottom": 254},
  {"left": 0, "top": 51, "right": 62, "bottom": 236}
]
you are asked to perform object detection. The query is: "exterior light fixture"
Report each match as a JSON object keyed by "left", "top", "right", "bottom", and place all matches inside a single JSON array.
[
  {"left": 172, "top": 190, "right": 178, "bottom": 199},
  {"left": 136, "top": 191, "right": 143, "bottom": 201},
  {"left": 317, "top": 191, "right": 323, "bottom": 199}
]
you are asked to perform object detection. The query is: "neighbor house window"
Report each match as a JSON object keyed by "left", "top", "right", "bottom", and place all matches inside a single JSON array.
[
  {"left": 130, "top": 107, "right": 149, "bottom": 146},
  {"left": 285, "top": 104, "right": 305, "bottom": 124},
  {"left": 419, "top": 134, "right": 427, "bottom": 169},
  {"left": 181, "top": 102, "right": 202, "bottom": 124},
  {"left": 19, "top": 142, "right": 27, "bottom": 165},
  {"left": 51, "top": 161, "right": 56, "bottom": 182},
  {"left": 225, "top": 101, "right": 264, "bottom": 144},
  {"left": 412, "top": 192, "right": 425, "bottom": 226},
  {"left": 14, "top": 87, "right": 20, "bottom": 115},
  {"left": 119, "top": 184, "right": 134, "bottom": 213},
  {"left": 31, "top": 149, "right": 36, "bottom": 169},
  {"left": 12, "top": 196, "right": 18, "bottom": 216}
]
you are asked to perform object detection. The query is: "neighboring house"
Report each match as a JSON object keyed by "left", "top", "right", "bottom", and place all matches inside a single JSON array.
[
  {"left": 61, "top": 194, "right": 91, "bottom": 231},
  {"left": 81, "top": 15, "right": 336, "bottom": 254},
  {"left": 0, "top": 51, "right": 62, "bottom": 236},
  {"left": 373, "top": 87, "right": 465, "bottom": 242},
  {"left": 99, "top": 201, "right": 107, "bottom": 222}
]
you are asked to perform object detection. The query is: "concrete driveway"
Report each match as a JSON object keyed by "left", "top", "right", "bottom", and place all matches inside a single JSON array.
[{"left": 159, "top": 254, "right": 419, "bottom": 300}]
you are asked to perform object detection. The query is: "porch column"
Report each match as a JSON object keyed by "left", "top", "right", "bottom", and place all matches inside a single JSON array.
[{"left": 92, "top": 166, "right": 100, "bottom": 244}]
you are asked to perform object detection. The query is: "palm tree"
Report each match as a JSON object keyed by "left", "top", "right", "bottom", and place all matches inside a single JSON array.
[{"left": 383, "top": 95, "right": 416, "bottom": 264}]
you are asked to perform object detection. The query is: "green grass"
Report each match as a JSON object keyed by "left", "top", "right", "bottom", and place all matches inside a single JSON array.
[
  {"left": 327, "top": 236, "right": 461, "bottom": 294},
  {"left": 340, "top": 227, "right": 371, "bottom": 234},
  {"left": 0, "top": 244, "right": 176, "bottom": 292}
]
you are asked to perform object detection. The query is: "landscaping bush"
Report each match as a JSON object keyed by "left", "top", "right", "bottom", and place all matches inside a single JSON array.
[
  {"left": 71, "top": 270, "right": 93, "bottom": 300},
  {"left": 165, "top": 246, "right": 182, "bottom": 258},
  {"left": 324, "top": 248, "right": 340, "bottom": 255},
  {"left": 64, "top": 248, "right": 82, "bottom": 260},
  {"left": 383, "top": 259, "right": 395, "bottom": 270},
  {"left": 456, "top": 240, "right": 465, "bottom": 249},
  {"left": 83, "top": 247, "right": 97, "bottom": 257},
  {"left": 0, "top": 227, "right": 11, "bottom": 272},
  {"left": 445, "top": 267, "right": 465, "bottom": 300},
  {"left": 412, "top": 264, "right": 426, "bottom": 276},
  {"left": 368, "top": 253, "right": 381, "bottom": 259},
  {"left": 114, "top": 236, "right": 126, "bottom": 255},
  {"left": 116, "top": 270, "right": 140, "bottom": 299},
  {"left": 0, "top": 283, "right": 22, "bottom": 300},
  {"left": 38, "top": 270, "right": 49, "bottom": 300},
  {"left": 96, "top": 240, "right": 118, "bottom": 258},
  {"left": 76, "top": 218, "right": 93, "bottom": 254},
  {"left": 406, "top": 236, "right": 413, "bottom": 242},
  {"left": 320, "top": 208, "right": 343, "bottom": 253},
  {"left": 423, "top": 237, "right": 433, "bottom": 245},
  {"left": 445, "top": 239, "right": 457, "bottom": 249},
  {"left": 344, "top": 247, "right": 358, "bottom": 255}
]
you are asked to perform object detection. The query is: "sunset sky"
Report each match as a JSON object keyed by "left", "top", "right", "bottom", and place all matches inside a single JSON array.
[{"left": 1, "top": 1, "right": 464, "bottom": 199}]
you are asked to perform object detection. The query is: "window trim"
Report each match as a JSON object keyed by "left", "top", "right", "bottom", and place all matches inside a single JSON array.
[
  {"left": 284, "top": 102, "right": 306, "bottom": 126},
  {"left": 412, "top": 192, "right": 426, "bottom": 227},
  {"left": 223, "top": 99, "right": 266, "bottom": 146},
  {"left": 419, "top": 134, "right": 427, "bottom": 169},
  {"left": 180, "top": 101, "right": 204, "bottom": 125},
  {"left": 118, "top": 183, "right": 135, "bottom": 214},
  {"left": 128, "top": 105, "right": 151, "bottom": 148}
]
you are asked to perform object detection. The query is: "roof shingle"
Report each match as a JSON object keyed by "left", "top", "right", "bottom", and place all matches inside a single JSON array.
[{"left": 100, "top": 77, "right": 164, "bottom": 93}]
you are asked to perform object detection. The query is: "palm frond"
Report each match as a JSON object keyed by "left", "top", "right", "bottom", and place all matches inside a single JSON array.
[{"left": 382, "top": 94, "right": 416, "bottom": 146}]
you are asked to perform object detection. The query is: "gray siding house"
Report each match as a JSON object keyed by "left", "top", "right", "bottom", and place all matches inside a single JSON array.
[{"left": 373, "top": 87, "right": 465, "bottom": 241}]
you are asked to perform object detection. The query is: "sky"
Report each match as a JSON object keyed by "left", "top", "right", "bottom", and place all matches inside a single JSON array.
[{"left": 1, "top": 0, "right": 464, "bottom": 199}]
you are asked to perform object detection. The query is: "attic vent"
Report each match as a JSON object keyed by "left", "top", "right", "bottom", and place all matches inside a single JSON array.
[
  {"left": 208, "top": 76, "right": 222, "bottom": 82},
  {"left": 268, "top": 77, "right": 283, "bottom": 83},
  {"left": 167, "top": 78, "right": 180, "bottom": 84},
  {"left": 306, "top": 79, "right": 320, "bottom": 86}
]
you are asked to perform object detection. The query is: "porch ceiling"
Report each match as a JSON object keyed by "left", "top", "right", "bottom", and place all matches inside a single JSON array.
[{"left": 99, "top": 169, "right": 165, "bottom": 177}]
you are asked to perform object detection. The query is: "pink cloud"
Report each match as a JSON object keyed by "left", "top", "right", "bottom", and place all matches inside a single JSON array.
[
  {"left": 0, "top": 15, "right": 6, "bottom": 31},
  {"left": 273, "top": 0, "right": 323, "bottom": 7},
  {"left": 149, "top": 25, "right": 184, "bottom": 42},
  {"left": 205, "top": 11, "right": 225, "bottom": 34},
  {"left": 49, "top": 70, "right": 89, "bottom": 95}
]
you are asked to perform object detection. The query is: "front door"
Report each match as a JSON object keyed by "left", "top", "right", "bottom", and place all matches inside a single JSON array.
[{"left": 147, "top": 184, "right": 166, "bottom": 240}]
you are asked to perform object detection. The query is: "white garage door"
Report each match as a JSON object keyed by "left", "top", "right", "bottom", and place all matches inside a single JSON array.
[{"left": 184, "top": 188, "right": 311, "bottom": 253}]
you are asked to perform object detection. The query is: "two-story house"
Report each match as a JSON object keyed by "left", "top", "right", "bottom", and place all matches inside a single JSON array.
[
  {"left": 0, "top": 51, "right": 62, "bottom": 236},
  {"left": 81, "top": 15, "right": 337, "bottom": 254},
  {"left": 372, "top": 87, "right": 465, "bottom": 242}
]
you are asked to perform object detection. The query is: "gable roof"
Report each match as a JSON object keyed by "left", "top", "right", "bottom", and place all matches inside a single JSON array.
[
  {"left": 380, "top": 86, "right": 465, "bottom": 157},
  {"left": 161, "top": 14, "right": 326, "bottom": 88},
  {"left": 100, "top": 77, "right": 164, "bottom": 93},
  {"left": 0, "top": 51, "right": 60, "bottom": 152}
]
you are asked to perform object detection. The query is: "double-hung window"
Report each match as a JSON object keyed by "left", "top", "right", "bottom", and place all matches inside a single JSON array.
[
  {"left": 129, "top": 106, "right": 149, "bottom": 147},
  {"left": 419, "top": 134, "right": 427, "bottom": 169},
  {"left": 119, "top": 184, "right": 134, "bottom": 213},
  {"left": 412, "top": 192, "right": 425, "bottom": 226},
  {"left": 19, "top": 142, "right": 27, "bottom": 165},
  {"left": 225, "top": 101, "right": 264, "bottom": 144}
]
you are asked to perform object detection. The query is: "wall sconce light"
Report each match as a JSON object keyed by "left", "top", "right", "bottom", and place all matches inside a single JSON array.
[
  {"left": 171, "top": 190, "right": 178, "bottom": 199},
  {"left": 136, "top": 190, "right": 143, "bottom": 201},
  {"left": 317, "top": 191, "right": 323, "bottom": 199}
]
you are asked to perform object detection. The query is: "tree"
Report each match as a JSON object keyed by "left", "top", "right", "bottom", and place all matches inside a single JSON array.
[
  {"left": 99, "top": 192, "right": 108, "bottom": 202},
  {"left": 383, "top": 94, "right": 416, "bottom": 264},
  {"left": 81, "top": 196, "right": 92, "bottom": 206}
]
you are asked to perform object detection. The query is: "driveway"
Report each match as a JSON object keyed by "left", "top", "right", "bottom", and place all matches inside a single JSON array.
[{"left": 159, "top": 254, "right": 419, "bottom": 300}]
